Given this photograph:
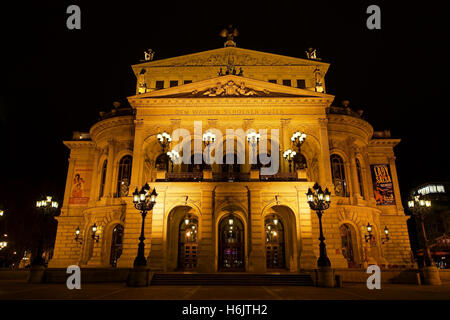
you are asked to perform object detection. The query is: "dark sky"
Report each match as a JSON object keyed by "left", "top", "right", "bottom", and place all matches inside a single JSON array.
[{"left": 1, "top": 1, "right": 449, "bottom": 247}]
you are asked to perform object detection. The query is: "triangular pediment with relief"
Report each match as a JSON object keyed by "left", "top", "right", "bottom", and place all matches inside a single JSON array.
[
  {"left": 132, "top": 47, "right": 329, "bottom": 74},
  {"left": 128, "top": 75, "right": 334, "bottom": 102}
]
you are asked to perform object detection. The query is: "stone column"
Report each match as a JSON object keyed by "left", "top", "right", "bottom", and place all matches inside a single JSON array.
[
  {"left": 148, "top": 187, "right": 167, "bottom": 271},
  {"left": 104, "top": 139, "right": 116, "bottom": 198},
  {"left": 248, "top": 187, "right": 265, "bottom": 272},
  {"left": 88, "top": 148, "right": 101, "bottom": 205},
  {"left": 388, "top": 156, "right": 404, "bottom": 212},
  {"left": 317, "top": 118, "right": 333, "bottom": 188},
  {"left": 296, "top": 185, "right": 316, "bottom": 270},
  {"left": 130, "top": 119, "right": 145, "bottom": 188},
  {"left": 197, "top": 188, "right": 214, "bottom": 272}
]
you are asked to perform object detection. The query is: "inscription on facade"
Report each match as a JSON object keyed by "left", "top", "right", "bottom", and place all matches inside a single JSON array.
[{"left": 174, "top": 108, "right": 285, "bottom": 115}]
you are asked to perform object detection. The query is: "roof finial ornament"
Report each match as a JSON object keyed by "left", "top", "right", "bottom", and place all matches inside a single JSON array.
[{"left": 220, "top": 25, "right": 239, "bottom": 47}]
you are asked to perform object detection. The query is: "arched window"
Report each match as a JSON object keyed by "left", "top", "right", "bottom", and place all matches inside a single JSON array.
[
  {"left": 155, "top": 153, "right": 169, "bottom": 171},
  {"left": 355, "top": 158, "right": 364, "bottom": 197},
  {"left": 117, "top": 155, "right": 132, "bottom": 197},
  {"left": 99, "top": 159, "right": 107, "bottom": 199},
  {"left": 330, "top": 154, "right": 348, "bottom": 197}
]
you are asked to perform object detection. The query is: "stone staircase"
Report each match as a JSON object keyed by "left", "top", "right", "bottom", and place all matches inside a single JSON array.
[{"left": 151, "top": 272, "right": 314, "bottom": 286}]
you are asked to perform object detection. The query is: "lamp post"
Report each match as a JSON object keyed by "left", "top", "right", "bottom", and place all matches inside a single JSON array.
[
  {"left": 306, "top": 183, "right": 331, "bottom": 267},
  {"left": 283, "top": 149, "right": 296, "bottom": 173},
  {"left": 408, "top": 194, "right": 441, "bottom": 285},
  {"left": 167, "top": 149, "right": 180, "bottom": 172},
  {"left": 28, "top": 196, "right": 58, "bottom": 283},
  {"left": 32, "top": 196, "right": 59, "bottom": 267},
  {"left": 203, "top": 131, "right": 216, "bottom": 168},
  {"left": 381, "top": 226, "right": 390, "bottom": 244},
  {"left": 157, "top": 132, "right": 171, "bottom": 171},
  {"left": 132, "top": 183, "right": 158, "bottom": 267},
  {"left": 364, "top": 223, "right": 373, "bottom": 242},
  {"left": 247, "top": 131, "right": 260, "bottom": 169},
  {"left": 291, "top": 131, "right": 306, "bottom": 151}
]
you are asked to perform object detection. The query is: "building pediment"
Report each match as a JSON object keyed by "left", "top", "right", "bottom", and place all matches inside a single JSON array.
[
  {"left": 132, "top": 47, "right": 329, "bottom": 76},
  {"left": 128, "top": 75, "right": 334, "bottom": 104}
]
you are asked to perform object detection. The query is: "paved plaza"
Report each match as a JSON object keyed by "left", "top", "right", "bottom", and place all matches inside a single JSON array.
[{"left": 1, "top": 280, "right": 450, "bottom": 300}]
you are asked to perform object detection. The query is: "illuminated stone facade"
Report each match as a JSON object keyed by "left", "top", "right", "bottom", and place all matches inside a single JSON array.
[{"left": 49, "top": 46, "right": 412, "bottom": 272}]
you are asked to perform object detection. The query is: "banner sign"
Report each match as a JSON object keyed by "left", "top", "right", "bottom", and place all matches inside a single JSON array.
[
  {"left": 69, "top": 167, "right": 92, "bottom": 205},
  {"left": 370, "top": 164, "right": 395, "bottom": 205}
]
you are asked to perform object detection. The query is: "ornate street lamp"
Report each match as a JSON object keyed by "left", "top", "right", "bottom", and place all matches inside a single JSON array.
[
  {"left": 306, "top": 182, "right": 331, "bottom": 267},
  {"left": 0, "top": 209, "right": 4, "bottom": 217},
  {"left": 408, "top": 193, "right": 441, "bottom": 285},
  {"left": 32, "top": 196, "right": 59, "bottom": 267},
  {"left": 364, "top": 223, "right": 373, "bottom": 242},
  {"left": 247, "top": 131, "right": 261, "bottom": 168},
  {"left": 91, "top": 223, "right": 100, "bottom": 242},
  {"left": 157, "top": 132, "right": 172, "bottom": 153},
  {"left": 203, "top": 131, "right": 216, "bottom": 168},
  {"left": 167, "top": 149, "right": 180, "bottom": 172},
  {"left": 75, "top": 226, "right": 83, "bottom": 244},
  {"left": 132, "top": 183, "right": 158, "bottom": 267},
  {"left": 291, "top": 131, "right": 306, "bottom": 151},
  {"left": 381, "top": 226, "right": 390, "bottom": 244},
  {"left": 408, "top": 195, "right": 434, "bottom": 267},
  {"left": 283, "top": 149, "right": 296, "bottom": 173}
]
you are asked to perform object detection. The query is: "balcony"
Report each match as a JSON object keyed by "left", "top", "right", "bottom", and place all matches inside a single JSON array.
[{"left": 157, "top": 170, "right": 304, "bottom": 182}]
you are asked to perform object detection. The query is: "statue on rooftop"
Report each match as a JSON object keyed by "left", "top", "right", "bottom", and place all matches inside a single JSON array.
[
  {"left": 144, "top": 49, "right": 155, "bottom": 61},
  {"left": 306, "top": 47, "right": 321, "bottom": 60},
  {"left": 220, "top": 25, "right": 239, "bottom": 47}
]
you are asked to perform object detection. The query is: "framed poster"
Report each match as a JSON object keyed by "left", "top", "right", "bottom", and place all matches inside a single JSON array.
[
  {"left": 69, "top": 167, "right": 92, "bottom": 205},
  {"left": 371, "top": 164, "right": 395, "bottom": 205}
]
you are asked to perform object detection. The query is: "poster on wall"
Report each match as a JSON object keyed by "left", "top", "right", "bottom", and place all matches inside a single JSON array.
[
  {"left": 371, "top": 164, "right": 395, "bottom": 205},
  {"left": 69, "top": 167, "right": 92, "bottom": 205}
]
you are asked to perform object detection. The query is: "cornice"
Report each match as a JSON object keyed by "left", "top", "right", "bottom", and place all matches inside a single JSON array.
[
  {"left": 63, "top": 140, "right": 96, "bottom": 150},
  {"left": 369, "top": 139, "right": 401, "bottom": 147},
  {"left": 327, "top": 113, "right": 373, "bottom": 135},
  {"left": 89, "top": 116, "right": 135, "bottom": 140}
]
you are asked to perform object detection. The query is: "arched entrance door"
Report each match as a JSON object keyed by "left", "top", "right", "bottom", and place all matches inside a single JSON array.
[
  {"left": 340, "top": 224, "right": 358, "bottom": 268},
  {"left": 110, "top": 224, "right": 124, "bottom": 267},
  {"left": 265, "top": 214, "right": 285, "bottom": 269},
  {"left": 178, "top": 216, "right": 198, "bottom": 269},
  {"left": 219, "top": 214, "right": 245, "bottom": 271}
]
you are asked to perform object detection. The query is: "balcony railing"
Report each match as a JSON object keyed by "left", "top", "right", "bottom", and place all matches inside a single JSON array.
[
  {"left": 160, "top": 171, "right": 300, "bottom": 182},
  {"left": 213, "top": 172, "right": 250, "bottom": 182},
  {"left": 260, "top": 172, "right": 297, "bottom": 181},
  {"left": 166, "top": 172, "right": 203, "bottom": 182}
]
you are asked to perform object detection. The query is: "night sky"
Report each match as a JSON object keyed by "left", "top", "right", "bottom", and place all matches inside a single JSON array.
[{"left": 1, "top": 1, "right": 449, "bottom": 250}]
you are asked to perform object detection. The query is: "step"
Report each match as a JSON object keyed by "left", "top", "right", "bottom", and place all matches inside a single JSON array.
[{"left": 150, "top": 273, "right": 314, "bottom": 286}]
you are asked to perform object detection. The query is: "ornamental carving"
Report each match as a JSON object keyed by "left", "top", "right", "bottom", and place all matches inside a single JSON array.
[
  {"left": 167, "top": 54, "right": 289, "bottom": 67},
  {"left": 192, "top": 80, "right": 267, "bottom": 97}
]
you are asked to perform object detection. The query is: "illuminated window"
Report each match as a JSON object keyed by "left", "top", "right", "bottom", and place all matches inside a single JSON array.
[
  {"left": 331, "top": 154, "right": 348, "bottom": 197},
  {"left": 99, "top": 160, "right": 107, "bottom": 199},
  {"left": 437, "top": 185, "right": 445, "bottom": 193},
  {"left": 117, "top": 156, "right": 132, "bottom": 197},
  {"left": 355, "top": 158, "right": 364, "bottom": 197}
]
